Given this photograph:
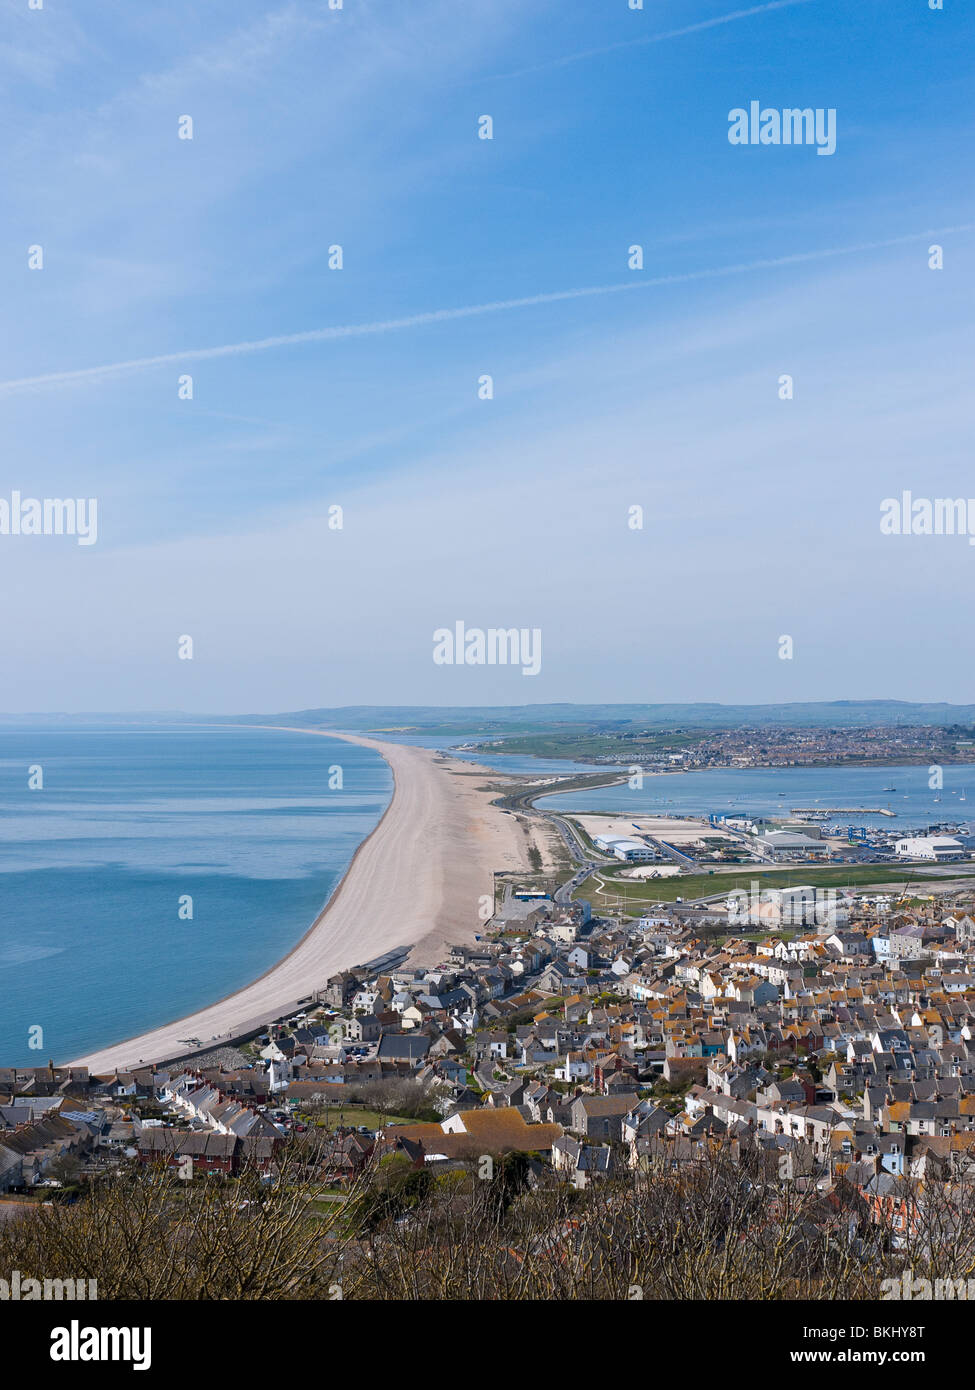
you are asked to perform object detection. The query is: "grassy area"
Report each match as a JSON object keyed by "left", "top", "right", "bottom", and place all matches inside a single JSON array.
[
  {"left": 469, "top": 730, "right": 706, "bottom": 760},
  {"left": 574, "top": 863, "right": 975, "bottom": 908},
  {"left": 307, "top": 1195, "right": 348, "bottom": 1212},
  {"left": 297, "top": 1108, "right": 413, "bottom": 1131}
]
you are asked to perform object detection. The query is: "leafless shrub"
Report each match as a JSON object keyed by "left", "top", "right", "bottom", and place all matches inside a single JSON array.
[{"left": 6, "top": 1135, "right": 975, "bottom": 1301}]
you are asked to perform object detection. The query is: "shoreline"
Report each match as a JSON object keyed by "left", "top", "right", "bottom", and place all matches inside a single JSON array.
[{"left": 67, "top": 728, "right": 534, "bottom": 1074}]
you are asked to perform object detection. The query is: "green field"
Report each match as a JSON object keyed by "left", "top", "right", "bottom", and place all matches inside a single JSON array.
[
  {"left": 295, "top": 1108, "right": 413, "bottom": 1131},
  {"left": 574, "top": 864, "right": 975, "bottom": 908},
  {"left": 469, "top": 729, "right": 705, "bottom": 760}
]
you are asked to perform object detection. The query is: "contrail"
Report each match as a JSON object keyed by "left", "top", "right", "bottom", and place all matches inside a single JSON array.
[
  {"left": 1, "top": 223, "right": 971, "bottom": 396},
  {"left": 490, "top": 1, "right": 816, "bottom": 80}
]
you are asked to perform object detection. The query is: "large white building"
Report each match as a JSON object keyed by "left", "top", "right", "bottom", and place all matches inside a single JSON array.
[
  {"left": 611, "top": 838, "right": 657, "bottom": 862},
  {"left": 592, "top": 833, "right": 656, "bottom": 862},
  {"left": 756, "top": 830, "right": 828, "bottom": 860},
  {"left": 894, "top": 836, "right": 965, "bottom": 861}
]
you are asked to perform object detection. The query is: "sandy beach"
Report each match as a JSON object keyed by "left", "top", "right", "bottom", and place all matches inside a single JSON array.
[{"left": 68, "top": 729, "right": 547, "bottom": 1074}]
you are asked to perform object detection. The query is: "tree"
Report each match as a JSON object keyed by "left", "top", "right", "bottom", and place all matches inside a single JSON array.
[{"left": 48, "top": 1153, "right": 82, "bottom": 1186}]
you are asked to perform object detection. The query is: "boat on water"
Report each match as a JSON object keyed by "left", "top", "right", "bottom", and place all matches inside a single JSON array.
[{"left": 882, "top": 785, "right": 896, "bottom": 792}]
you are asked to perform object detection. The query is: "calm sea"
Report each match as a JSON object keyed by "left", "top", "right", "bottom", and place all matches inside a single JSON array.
[
  {"left": 0, "top": 727, "right": 390, "bottom": 1066},
  {"left": 538, "top": 761, "right": 970, "bottom": 831}
]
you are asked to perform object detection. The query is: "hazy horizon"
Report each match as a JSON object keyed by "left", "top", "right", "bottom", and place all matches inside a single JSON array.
[{"left": 4, "top": 698, "right": 975, "bottom": 727}]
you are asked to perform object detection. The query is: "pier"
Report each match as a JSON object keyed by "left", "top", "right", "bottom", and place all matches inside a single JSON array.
[{"left": 790, "top": 807, "right": 897, "bottom": 817}]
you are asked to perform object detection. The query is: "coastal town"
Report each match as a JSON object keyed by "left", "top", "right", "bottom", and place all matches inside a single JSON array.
[
  {"left": 7, "top": 722, "right": 975, "bottom": 1316},
  {"left": 467, "top": 721, "right": 975, "bottom": 770},
  {"left": 8, "top": 861, "right": 975, "bottom": 1282}
]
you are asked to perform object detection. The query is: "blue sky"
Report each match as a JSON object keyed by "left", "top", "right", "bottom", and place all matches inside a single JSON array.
[{"left": 1, "top": 0, "right": 973, "bottom": 712}]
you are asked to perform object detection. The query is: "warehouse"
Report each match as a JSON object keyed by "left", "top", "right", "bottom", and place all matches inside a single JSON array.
[
  {"left": 592, "top": 833, "right": 656, "bottom": 862},
  {"left": 610, "top": 838, "right": 657, "bottom": 863},
  {"left": 894, "top": 836, "right": 965, "bottom": 861},
  {"left": 756, "top": 830, "right": 829, "bottom": 860}
]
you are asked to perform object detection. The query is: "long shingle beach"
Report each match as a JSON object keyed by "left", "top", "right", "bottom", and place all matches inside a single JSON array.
[{"left": 68, "top": 729, "right": 536, "bottom": 1073}]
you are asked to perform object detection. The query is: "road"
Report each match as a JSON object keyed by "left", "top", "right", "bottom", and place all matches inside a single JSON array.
[
  {"left": 554, "top": 858, "right": 597, "bottom": 904},
  {"left": 494, "top": 776, "right": 612, "bottom": 907}
]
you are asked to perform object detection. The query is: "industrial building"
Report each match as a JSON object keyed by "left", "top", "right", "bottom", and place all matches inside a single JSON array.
[
  {"left": 756, "top": 830, "right": 829, "bottom": 860},
  {"left": 612, "top": 838, "right": 657, "bottom": 863},
  {"left": 894, "top": 836, "right": 965, "bottom": 861},
  {"left": 592, "top": 833, "right": 657, "bottom": 863}
]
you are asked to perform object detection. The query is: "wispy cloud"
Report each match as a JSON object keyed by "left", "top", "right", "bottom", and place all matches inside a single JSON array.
[
  {"left": 487, "top": 0, "right": 816, "bottom": 81},
  {"left": 2, "top": 222, "right": 971, "bottom": 396}
]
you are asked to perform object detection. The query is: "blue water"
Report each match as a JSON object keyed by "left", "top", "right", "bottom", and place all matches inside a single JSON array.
[
  {"left": 385, "top": 736, "right": 968, "bottom": 832},
  {"left": 539, "top": 762, "right": 970, "bottom": 833},
  {"left": 0, "top": 727, "right": 390, "bottom": 1066},
  {"left": 361, "top": 731, "right": 612, "bottom": 777}
]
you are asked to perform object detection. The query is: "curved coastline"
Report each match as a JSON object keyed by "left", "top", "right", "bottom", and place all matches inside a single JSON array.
[{"left": 67, "top": 727, "right": 530, "bottom": 1073}]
